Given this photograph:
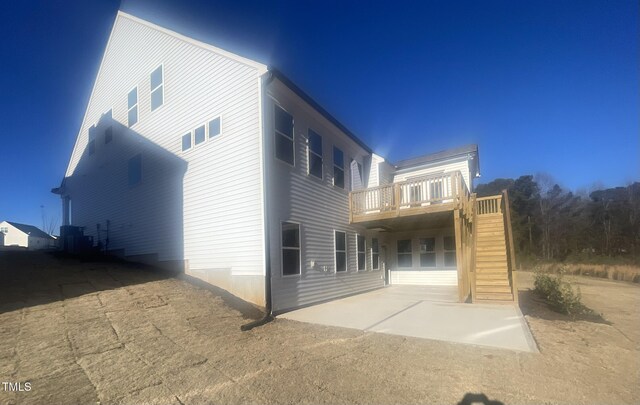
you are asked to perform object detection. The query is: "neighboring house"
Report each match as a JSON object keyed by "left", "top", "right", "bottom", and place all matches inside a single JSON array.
[
  {"left": 52, "top": 11, "right": 516, "bottom": 313},
  {"left": 0, "top": 221, "right": 56, "bottom": 250}
]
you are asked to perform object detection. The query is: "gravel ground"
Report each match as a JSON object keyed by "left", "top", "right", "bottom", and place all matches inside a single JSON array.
[{"left": 0, "top": 251, "right": 638, "bottom": 405}]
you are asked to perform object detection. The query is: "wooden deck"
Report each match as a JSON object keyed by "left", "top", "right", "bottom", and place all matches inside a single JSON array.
[
  {"left": 349, "top": 172, "right": 470, "bottom": 225},
  {"left": 349, "top": 171, "right": 518, "bottom": 305}
]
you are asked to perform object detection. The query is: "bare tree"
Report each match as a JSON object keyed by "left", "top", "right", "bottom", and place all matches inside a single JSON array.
[{"left": 40, "top": 205, "right": 60, "bottom": 236}]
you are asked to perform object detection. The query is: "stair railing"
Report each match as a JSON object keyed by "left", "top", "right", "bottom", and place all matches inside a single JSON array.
[
  {"left": 501, "top": 189, "right": 518, "bottom": 304},
  {"left": 470, "top": 193, "right": 477, "bottom": 303}
]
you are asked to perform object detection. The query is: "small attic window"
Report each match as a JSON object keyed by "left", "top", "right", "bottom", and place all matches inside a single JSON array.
[
  {"left": 150, "top": 65, "right": 164, "bottom": 111},
  {"left": 208, "top": 117, "right": 221, "bottom": 138},
  {"left": 182, "top": 133, "right": 192, "bottom": 151},
  {"left": 194, "top": 125, "right": 205, "bottom": 145}
]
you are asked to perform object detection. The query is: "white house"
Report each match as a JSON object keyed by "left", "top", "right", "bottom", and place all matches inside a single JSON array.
[
  {"left": 0, "top": 221, "right": 56, "bottom": 250},
  {"left": 53, "top": 11, "right": 516, "bottom": 314}
]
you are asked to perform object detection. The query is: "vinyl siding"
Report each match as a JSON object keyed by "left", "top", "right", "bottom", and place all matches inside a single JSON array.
[
  {"left": 394, "top": 159, "right": 472, "bottom": 191},
  {"left": 266, "top": 79, "right": 384, "bottom": 313},
  {"left": 0, "top": 222, "right": 28, "bottom": 248},
  {"left": 379, "top": 160, "right": 396, "bottom": 185},
  {"left": 61, "top": 13, "right": 267, "bottom": 305}
]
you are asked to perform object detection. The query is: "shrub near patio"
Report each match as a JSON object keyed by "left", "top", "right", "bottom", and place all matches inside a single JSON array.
[{"left": 533, "top": 268, "right": 592, "bottom": 316}]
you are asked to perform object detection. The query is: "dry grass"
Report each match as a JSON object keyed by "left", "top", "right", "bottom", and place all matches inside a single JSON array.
[{"left": 531, "top": 262, "right": 640, "bottom": 283}]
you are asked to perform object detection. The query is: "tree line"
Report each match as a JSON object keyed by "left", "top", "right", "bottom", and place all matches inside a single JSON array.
[{"left": 475, "top": 175, "right": 640, "bottom": 264}]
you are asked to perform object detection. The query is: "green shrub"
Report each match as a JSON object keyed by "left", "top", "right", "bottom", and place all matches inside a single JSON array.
[{"left": 533, "top": 271, "right": 590, "bottom": 316}]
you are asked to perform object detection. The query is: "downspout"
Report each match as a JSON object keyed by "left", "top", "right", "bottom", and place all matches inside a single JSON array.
[{"left": 241, "top": 70, "right": 276, "bottom": 331}]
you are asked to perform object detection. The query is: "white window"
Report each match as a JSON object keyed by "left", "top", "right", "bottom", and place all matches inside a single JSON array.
[
  {"left": 127, "top": 87, "right": 138, "bottom": 127},
  {"left": 128, "top": 154, "right": 142, "bottom": 186},
  {"left": 150, "top": 65, "right": 164, "bottom": 111},
  {"left": 444, "top": 236, "right": 457, "bottom": 267},
  {"left": 208, "top": 117, "right": 221, "bottom": 139},
  {"left": 275, "top": 105, "right": 294, "bottom": 165},
  {"left": 357, "top": 234, "right": 365, "bottom": 271},
  {"left": 397, "top": 240, "right": 412, "bottom": 268},
  {"left": 308, "top": 129, "right": 322, "bottom": 179},
  {"left": 335, "top": 231, "right": 346, "bottom": 272},
  {"left": 194, "top": 124, "right": 205, "bottom": 145},
  {"left": 419, "top": 238, "right": 436, "bottom": 267},
  {"left": 181, "top": 133, "right": 192, "bottom": 151},
  {"left": 371, "top": 238, "right": 379, "bottom": 270},
  {"left": 282, "top": 222, "right": 301, "bottom": 276},
  {"left": 0, "top": 227, "right": 8, "bottom": 234},
  {"left": 333, "top": 146, "right": 344, "bottom": 188}
]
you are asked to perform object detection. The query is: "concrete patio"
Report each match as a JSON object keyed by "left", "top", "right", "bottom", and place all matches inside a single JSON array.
[{"left": 279, "top": 285, "right": 538, "bottom": 352}]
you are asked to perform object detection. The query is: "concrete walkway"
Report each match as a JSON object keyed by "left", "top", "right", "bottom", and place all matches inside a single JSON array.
[{"left": 279, "top": 285, "right": 538, "bottom": 352}]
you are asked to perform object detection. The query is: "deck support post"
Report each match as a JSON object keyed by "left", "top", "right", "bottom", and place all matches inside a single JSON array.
[
  {"left": 394, "top": 183, "right": 401, "bottom": 217},
  {"left": 454, "top": 209, "right": 466, "bottom": 302}
]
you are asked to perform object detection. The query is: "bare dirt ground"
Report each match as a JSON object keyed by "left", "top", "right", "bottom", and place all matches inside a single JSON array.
[{"left": 0, "top": 251, "right": 638, "bottom": 405}]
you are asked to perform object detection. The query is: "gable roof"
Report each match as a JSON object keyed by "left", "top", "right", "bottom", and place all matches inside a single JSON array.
[
  {"left": 394, "top": 144, "right": 479, "bottom": 171},
  {"left": 5, "top": 222, "right": 55, "bottom": 239},
  {"left": 61, "top": 10, "right": 268, "bottom": 180},
  {"left": 117, "top": 11, "right": 268, "bottom": 71}
]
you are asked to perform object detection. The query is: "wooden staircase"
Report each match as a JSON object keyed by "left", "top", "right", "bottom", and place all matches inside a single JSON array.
[{"left": 474, "top": 213, "right": 513, "bottom": 302}]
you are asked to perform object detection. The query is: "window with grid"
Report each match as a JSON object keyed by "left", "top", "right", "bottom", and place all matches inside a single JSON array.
[
  {"left": 419, "top": 238, "right": 436, "bottom": 267},
  {"left": 308, "top": 129, "right": 322, "bottom": 179},
  {"left": 274, "top": 105, "right": 294, "bottom": 165},
  {"left": 397, "top": 239, "right": 412, "bottom": 268},
  {"left": 371, "top": 238, "right": 380, "bottom": 270},
  {"left": 335, "top": 231, "right": 347, "bottom": 272},
  {"left": 282, "top": 222, "right": 301, "bottom": 276},
  {"left": 357, "top": 234, "right": 365, "bottom": 271},
  {"left": 444, "top": 236, "right": 457, "bottom": 267},
  {"left": 127, "top": 87, "right": 138, "bottom": 127},
  {"left": 150, "top": 65, "right": 164, "bottom": 111},
  {"left": 333, "top": 146, "right": 344, "bottom": 188}
]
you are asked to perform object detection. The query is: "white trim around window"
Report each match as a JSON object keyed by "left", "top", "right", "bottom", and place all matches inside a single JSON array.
[
  {"left": 150, "top": 64, "right": 164, "bottom": 111},
  {"left": 274, "top": 104, "right": 295, "bottom": 166},
  {"left": 307, "top": 129, "right": 323, "bottom": 179},
  {"left": 356, "top": 234, "right": 366, "bottom": 271},
  {"left": 334, "top": 230, "right": 347, "bottom": 273},
  {"left": 281, "top": 221, "right": 301, "bottom": 277},
  {"left": 127, "top": 85, "right": 138, "bottom": 127},
  {"left": 371, "top": 237, "right": 380, "bottom": 270}
]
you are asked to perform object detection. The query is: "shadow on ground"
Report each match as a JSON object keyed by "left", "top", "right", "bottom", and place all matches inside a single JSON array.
[
  {"left": 518, "top": 289, "right": 610, "bottom": 325},
  {"left": 0, "top": 251, "right": 261, "bottom": 320},
  {"left": 457, "top": 392, "right": 504, "bottom": 405},
  {"left": 0, "top": 251, "right": 175, "bottom": 315}
]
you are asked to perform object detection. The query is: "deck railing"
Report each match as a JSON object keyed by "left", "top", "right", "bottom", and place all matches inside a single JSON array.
[
  {"left": 476, "top": 195, "right": 502, "bottom": 215},
  {"left": 501, "top": 189, "right": 518, "bottom": 304},
  {"left": 350, "top": 171, "right": 468, "bottom": 218}
]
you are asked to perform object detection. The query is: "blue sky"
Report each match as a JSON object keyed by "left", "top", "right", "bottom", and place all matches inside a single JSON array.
[{"left": 0, "top": 0, "right": 637, "bottom": 230}]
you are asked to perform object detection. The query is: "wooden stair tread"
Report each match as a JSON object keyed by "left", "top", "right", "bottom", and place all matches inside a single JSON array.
[
  {"left": 476, "top": 262, "right": 508, "bottom": 266},
  {"left": 476, "top": 246, "right": 507, "bottom": 251},
  {"left": 475, "top": 271, "right": 508, "bottom": 276},
  {"left": 476, "top": 287, "right": 512, "bottom": 294},
  {"left": 475, "top": 292, "right": 514, "bottom": 301},
  {"left": 476, "top": 281, "right": 511, "bottom": 287},
  {"left": 476, "top": 255, "right": 507, "bottom": 260}
]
